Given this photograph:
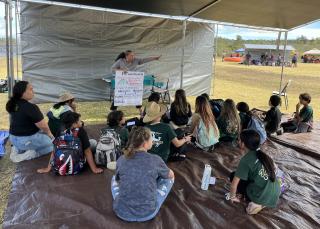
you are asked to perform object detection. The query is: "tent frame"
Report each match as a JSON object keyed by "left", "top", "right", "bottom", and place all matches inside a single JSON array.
[{"left": 4, "top": 0, "right": 294, "bottom": 99}]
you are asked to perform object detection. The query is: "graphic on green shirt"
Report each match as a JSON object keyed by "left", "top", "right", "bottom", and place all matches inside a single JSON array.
[
  {"left": 151, "top": 131, "right": 164, "bottom": 147},
  {"left": 146, "top": 123, "right": 176, "bottom": 162}
]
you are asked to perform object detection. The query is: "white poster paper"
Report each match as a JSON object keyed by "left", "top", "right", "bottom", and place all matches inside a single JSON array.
[{"left": 114, "top": 71, "right": 144, "bottom": 106}]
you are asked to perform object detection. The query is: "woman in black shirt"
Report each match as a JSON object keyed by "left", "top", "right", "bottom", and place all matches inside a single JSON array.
[
  {"left": 6, "top": 81, "right": 54, "bottom": 162},
  {"left": 170, "top": 89, "right": 192, "bottom": 129}
]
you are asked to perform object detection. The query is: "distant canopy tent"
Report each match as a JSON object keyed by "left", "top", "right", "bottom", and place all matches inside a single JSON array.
[
  {"left": 303, "top": 49, "right": 320, "bottom": 55},
  {"left": 234, "top": 48, "right": 245, "bottom": 53},
  {"left": 4, "top": 0, "right": 320, "bottom": 100}
]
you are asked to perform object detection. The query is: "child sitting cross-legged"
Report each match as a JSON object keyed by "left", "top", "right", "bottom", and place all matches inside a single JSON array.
[
  {"left": 217, "top": 99, "right": 241, "bottom": 142},
  {"left": 281, "top": 93, "right": 313, "bottom": 133},
  {"left": 227, "top": 129, "right": 281, "bottom": 215},
  {"left": 144, "top": 102, "right": 191, "bottom": 162},
  {"left": 263, "top": 95, "right": 282, "bottom": 135},
  {"left": 190, "top": 95, "right": 220, "bottom": 150},
  {"left": 37, "top": 112, "right": 103, "bottom": 175},
  {"left": 111, "top": 126, "right": 174, "bottom": 222}
]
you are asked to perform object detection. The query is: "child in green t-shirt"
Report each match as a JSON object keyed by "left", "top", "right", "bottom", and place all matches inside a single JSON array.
[
  {"left": 143, "top": 102, "right": 191, "bottom": 162},
  {"left": 227, "top": 129, "right": 281, "bottom": 215},
  {"left": 281, "top": 93, "right": 313, "bottom": 133}
]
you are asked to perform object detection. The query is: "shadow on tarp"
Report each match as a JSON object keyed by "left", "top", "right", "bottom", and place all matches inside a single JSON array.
[{"left": 3, "top": 124, "right": 320, "bottom": 229}]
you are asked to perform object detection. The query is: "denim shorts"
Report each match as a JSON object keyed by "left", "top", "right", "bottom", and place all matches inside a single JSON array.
[{"left": 10, "top": 131, "right": 54, "bottom": 157}]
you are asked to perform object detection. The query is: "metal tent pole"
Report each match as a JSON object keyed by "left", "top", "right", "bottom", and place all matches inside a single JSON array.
[
  {"left": 210, "top": 23, "right": 218, "bottom": 96},
  {"left": 279, "top": 31, "right": 288, "bottom": 93},
  {"left": 276, "top": 31, "right": 281, "bottom": 52},
  {"left": 180, "top": 20, "right": 187, "bottom": 88},
  {"left": 15, "top": 0, "right": 20, "bottom": 80},
  {"left": 4, "top": 0, "right": 12, "bottom": 97},
  {"left": 8, "top": 0, "right": 15, "bottom": 91}
]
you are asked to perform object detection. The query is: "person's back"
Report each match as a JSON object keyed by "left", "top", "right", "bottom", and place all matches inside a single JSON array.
[
  {"left": 170, "top": 89, "right": 192, "bottom": 127},
  {"left": 196, "top": 116, "right": 219, "bottom": 148},
  {"left": 114, "top": 152, "right": 168, "bottom": 219},
  {"left": 236, "top": 102, "right": 251, "bottom": 130},
  {"left": 147, "top": 122, "right": 176, "bottom": 161},
  {"left": 265, "top": 107, "right": 281, "bottom": 134},
  {"left": 170, "top": 103, "right": 192, "bottom": 126}
]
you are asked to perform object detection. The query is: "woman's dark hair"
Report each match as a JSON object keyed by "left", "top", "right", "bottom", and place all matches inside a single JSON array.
[
  {"left": 299, "top": 93, "right": 311, "bottom": 103},
  {"left": 173, "top": 89, "right": 189, "bottom": 115},
  {"left": 148, "top": 92, "right": 160, "bottom": 103},
  {"left": 6, "top": 81, "right": 29, "bottom": 113},
  {"left": 108, "top": 110, "right": 124, "bottom": 127},
  {"left": 236, "top": 102, "right": 250, "bottom": 113},
  {"left": 53, "top": 99, "right": 74, "bottom": 110},
  {"left": 201, "top": 93, "right": 210, "bottom": 101},
  {"left": 269, "top": 95, "right": 281, "bottom": 107},
  {"left": 61, "top": 112, "right": 81, "bottom": 129},
  {"left": 115, "top": 50, "right": 132, "bottom": 62},
  {"left": 240, "top": 129, "right": 276, "bottom": 182}
]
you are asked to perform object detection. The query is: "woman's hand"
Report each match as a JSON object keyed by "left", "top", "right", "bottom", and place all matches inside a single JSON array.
[{"left": 168, "top": 169, "right": 175, "bottom": 179}]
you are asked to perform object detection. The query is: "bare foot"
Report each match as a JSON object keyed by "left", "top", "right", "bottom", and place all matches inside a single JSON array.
[{"left": 37, "top": 167, "right": 51, "bottom": 174}]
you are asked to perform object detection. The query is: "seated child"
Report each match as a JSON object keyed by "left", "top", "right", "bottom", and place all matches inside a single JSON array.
[
  {"left": 47, "top": 92, "right": 76, "bottom": 137},
  {"left": 170, "top": 89, "right": 192, "bottom": 129},
  {"left": 143, "top": 102, "right": 191, "bottom": 162},
  {"left": 228, "top": 129, "right": 281, "bottom": 215},
  {"left": 217, "top": 99, "right": 241, "bottom": 142},
  {"left": 236, "top": 102, "right": 251, "bottom": 130},
  {"left": 190, "top": 96, "right": 219, "bottom": 150},
  {"left": 111, "top": 126, "right": 174, "bottom": 222},
  {"left": 37, "top": 112, "right": 103, "bottom": 175},
  {"left": 263, "top": 95, "right": 282, "bottom": 135},
  {"left": 104, "top": 110, "right": 129, "bottom": 149},
  {"left": 281, "top": 93, "right": 313, "bottom": 133}
]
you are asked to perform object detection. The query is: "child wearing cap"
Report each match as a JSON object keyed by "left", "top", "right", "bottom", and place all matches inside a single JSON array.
[
  {"left": 143, "top": 102, "right": 191, "bottom": 162},
  {"left": 47, "top": 92, "right": 77, "bottom": 136}
]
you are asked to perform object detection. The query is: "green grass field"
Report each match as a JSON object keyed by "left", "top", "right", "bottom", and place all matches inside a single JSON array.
[{"left": 0, "top": 58, "right": 319, "bottom": 226}]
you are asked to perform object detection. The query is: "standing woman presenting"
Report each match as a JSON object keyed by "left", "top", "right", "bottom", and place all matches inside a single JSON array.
[
  {"left": 111, "top": 50, "right": 161, "bottom": 73},
  {"left": 6, "top": 81, "right": 54, "bottom": 162}
]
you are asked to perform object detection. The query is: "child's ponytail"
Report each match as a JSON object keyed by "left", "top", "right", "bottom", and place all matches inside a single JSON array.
[
  {"left": 256, "top": 149, "right": 276, "bottom": 182},
  {"left": 124, "top": 126, "right": 151, "bottom": 159},
  {"left": 240, "top": 129, "right": 276, "bottom": 182}
]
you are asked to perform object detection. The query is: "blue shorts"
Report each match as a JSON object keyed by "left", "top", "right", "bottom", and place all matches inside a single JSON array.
[{"left": 10, "top": 132, "right": 54, "bottom": 157}]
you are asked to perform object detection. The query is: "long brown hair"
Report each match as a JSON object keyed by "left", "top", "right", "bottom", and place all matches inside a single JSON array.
[
  {"left": 124, "top": 126, "right": 151, "bottom": 158},
  {"left": 220, "top": 99, "right": 241, "bottom": 134},
  {"left": 195, "top": 96, "right": 219, "bottom": 136},
  {"left": 173, "top": 89, "right": 189, "bottom": 116}
]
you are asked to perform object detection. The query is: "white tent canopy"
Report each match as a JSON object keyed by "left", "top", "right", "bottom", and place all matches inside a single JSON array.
[{"left": 303, "top": 49, "right": 320, "bottom": 55}]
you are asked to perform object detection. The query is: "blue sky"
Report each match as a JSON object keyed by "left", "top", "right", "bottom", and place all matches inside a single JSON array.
[{"left": 0, "top": 2, "right": 319, "bottom": 40}]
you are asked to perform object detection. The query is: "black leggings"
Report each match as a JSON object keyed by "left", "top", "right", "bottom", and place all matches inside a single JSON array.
[{"left": 229, "top": 172, "right": 250, "bottom": 200}]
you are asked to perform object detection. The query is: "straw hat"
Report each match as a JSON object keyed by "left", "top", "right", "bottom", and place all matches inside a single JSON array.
[
  {"left": 143, "top": 102, "right": 167, "bottom": 123},
  {"left": 59, "top": 92, "right": 74, "bottom": 103}
]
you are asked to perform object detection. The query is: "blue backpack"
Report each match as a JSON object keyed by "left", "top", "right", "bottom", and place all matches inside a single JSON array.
[{"left": 247, "top": 117, "right": 267, "bottom": 144}]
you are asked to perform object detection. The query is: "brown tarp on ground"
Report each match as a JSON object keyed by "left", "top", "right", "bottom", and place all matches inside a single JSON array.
[{"left": 3, "top": 124, "right": 320, "bottom": 229}]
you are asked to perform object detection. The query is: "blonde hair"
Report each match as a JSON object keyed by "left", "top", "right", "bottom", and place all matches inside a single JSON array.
[
  {"left": 195, "top": 96, "right": 219, "bottom": 136},
  {"left": 124, "top": 126, "right": 151, "bottom": 158},
  {"left": 220, "top": 99, "right": 241, "bottom": 134}
]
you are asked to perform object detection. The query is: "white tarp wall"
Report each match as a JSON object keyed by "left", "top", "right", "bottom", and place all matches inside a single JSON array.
[{"left": 20, "top": 2, "right": 215, "bottom": 103}]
